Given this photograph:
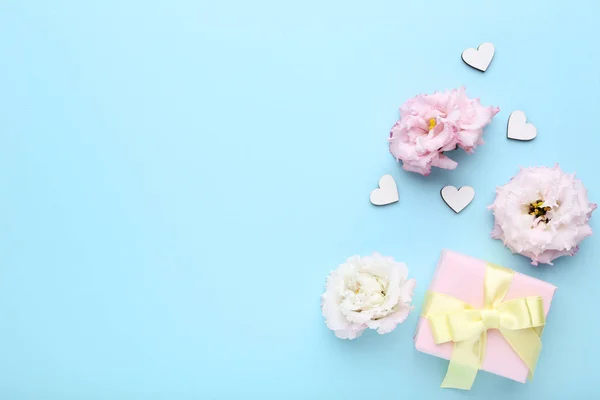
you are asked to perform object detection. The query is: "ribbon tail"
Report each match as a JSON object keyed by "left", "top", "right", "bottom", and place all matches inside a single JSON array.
[
  {"left": 500, "top": 327, "right": 542, "bottom": 380},
  {"left": 440, "top": 335, "right": 483, "bottom": 390}
]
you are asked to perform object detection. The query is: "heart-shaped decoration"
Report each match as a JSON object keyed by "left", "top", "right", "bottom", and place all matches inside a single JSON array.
[
  {"left": 461, "top": 42, "right": 495, "bottom": 72},
  {"left": 370, "top": 174, "right": 399, "bottom": 206},
  {"left": 441, "top": 186, "right": 475, "bottom": 213},
  {"left": 507, "top": 110, "right": 537, "bottom": 141}
]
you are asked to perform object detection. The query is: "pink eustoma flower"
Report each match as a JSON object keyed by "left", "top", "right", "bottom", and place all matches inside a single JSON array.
[{"left": 389, "top": 87, "right": 499, "bottom": 176}]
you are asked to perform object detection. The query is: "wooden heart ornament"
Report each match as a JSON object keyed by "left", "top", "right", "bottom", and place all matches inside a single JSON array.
[
  {"left": 507, "top": 110, "right": 537, "bottom": 141},
  {"left": 462, "top": 42, "right": 495, "bottom": 72},
  {"left": 370, "top": 174, "right": 399, "bottom": 206},
  {"left": 441, "top": 186, "right": 475, "bottom": 213}
]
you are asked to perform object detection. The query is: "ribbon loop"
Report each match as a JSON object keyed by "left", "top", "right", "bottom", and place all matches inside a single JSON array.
[{"left": 421, "top": 263, "right": 545, "bottom": 390}]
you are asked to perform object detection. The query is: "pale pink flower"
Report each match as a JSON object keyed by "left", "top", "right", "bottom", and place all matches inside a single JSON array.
[
  {"left": 489, "top": 165, "right": 596, "bottom": 265},
  {"left": 389, "top": 87, "right": 499, "bottom": 175},
  {"left": 321, "top": 253, "right": 415, "bottom": 340}
]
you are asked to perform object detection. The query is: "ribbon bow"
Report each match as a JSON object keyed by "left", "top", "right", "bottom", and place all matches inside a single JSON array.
[{"left": 422, "top": 263, "right": 546, "bottom": 390}]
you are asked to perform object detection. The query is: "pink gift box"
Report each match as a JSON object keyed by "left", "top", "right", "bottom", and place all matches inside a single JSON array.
[{"left": 414, "top": 249, "right": 557, "bottom": 384}]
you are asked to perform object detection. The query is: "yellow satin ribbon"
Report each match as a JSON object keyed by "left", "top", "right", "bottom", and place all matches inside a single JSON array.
[{"left": 421, "top": 263, "right": 545, "bottom": 390}]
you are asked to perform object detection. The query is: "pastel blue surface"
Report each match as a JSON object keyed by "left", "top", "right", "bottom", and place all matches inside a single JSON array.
[{"left": 1, "top": 1, "right": 599, "bottom": 398}]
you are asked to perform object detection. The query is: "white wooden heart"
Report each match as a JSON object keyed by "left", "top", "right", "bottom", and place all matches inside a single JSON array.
[
  {"left": 462, "top": 42, "right": 495, "bottom": 72},
  {"left": 370, "top": 174, "right": 399, "bottom": 206},
  {"left": 441, "top": 186, "right": 475, "bottom": 213},
  {"left": 507, "top": 110, "right": 537, "bottom": 141}
]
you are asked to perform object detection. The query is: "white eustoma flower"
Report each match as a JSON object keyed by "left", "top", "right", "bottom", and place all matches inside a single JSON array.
[
  {"left": 321, "top": 253, "right": 416, "bottom": 340},
  {"left": 489, "top": 165, "right": 596, "bottom": 265}
]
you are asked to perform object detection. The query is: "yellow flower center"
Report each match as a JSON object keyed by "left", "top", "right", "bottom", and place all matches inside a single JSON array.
[
  {"left": 428, "top": 118, "right": 436, "bottom": 131},
  {"left": 528, "top": 199, "right": 552, "bottom": 221}
]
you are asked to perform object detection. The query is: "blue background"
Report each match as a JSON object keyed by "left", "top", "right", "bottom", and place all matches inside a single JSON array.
[{"left": 1, "top": 1, "right": 598, "bottom": 398}]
